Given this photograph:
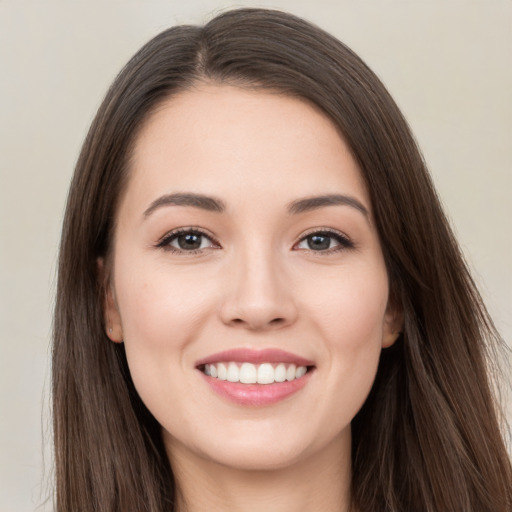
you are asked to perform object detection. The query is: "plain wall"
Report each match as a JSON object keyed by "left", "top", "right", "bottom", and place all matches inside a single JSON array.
[{"left": 0, "top": 1, "right": 510, "bottom": 510}]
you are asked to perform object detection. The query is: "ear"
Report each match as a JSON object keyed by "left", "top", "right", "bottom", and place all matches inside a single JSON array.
[
  {"left": 97, "top": 258, "right": 123, "bottom": 343},
  {"left": 382, "top": 296, "right": 403, "bottom": 349}
]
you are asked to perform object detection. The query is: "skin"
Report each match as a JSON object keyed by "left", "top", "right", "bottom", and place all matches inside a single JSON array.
[{"left": 103, "top": 84, "right": 401, "bottom": 512}]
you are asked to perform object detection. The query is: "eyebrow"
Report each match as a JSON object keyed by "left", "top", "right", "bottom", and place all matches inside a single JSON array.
[
  {"left": 143, "top": 193, "right": 226, "bottom": 217},
  {"left": 143, "top": 192, "right": 368, "bottom": 218},
  {"left": 286, "top": 194, "right": 369, "bottom": 217}
]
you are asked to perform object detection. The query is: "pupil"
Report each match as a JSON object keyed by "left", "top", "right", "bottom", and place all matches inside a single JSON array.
[
  {"left": 178, "top": 233, "right": 201, "bottom": 250},
  {"left": 309, "top": 235, "right": 330, "bottom": 250}
]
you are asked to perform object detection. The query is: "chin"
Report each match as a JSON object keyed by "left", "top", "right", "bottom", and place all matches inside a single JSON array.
[
  {"left": 168, "top": 419, "right": 351, "bottom": 474},
  {"left": 205, "top": 441, "right": 310, "bottom": 472}
]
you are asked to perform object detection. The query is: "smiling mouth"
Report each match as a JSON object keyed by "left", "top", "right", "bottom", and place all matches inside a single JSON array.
[{"left": 199, "top": 362, "right": 313, "bottom": 384}]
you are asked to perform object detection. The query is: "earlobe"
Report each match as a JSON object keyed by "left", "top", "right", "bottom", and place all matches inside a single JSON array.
[
  {"left": 97, "top": 258, "right": 124, "bottom": 343},
  {"left": 382, "top": 301, "right": 404, "bottom": 349},
  {"left": 104, "top": 287, "right": 124, "bottom": 343},
  {"left": 382, "top": 328, "right": 401, "bottom": 348}
]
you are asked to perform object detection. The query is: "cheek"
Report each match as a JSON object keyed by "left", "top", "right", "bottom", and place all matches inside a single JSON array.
[
  {"left": 112, "top": 258, "right": 217, "bottom": 399},
  {"left": 309, "top": 264, "right": 389, "bottom": 348},
  {"left": 307, "top": 266, "right": 388, "bottom": 410},
  {"left": 115, "top": 257, "right": 216, "bottom": 339}
]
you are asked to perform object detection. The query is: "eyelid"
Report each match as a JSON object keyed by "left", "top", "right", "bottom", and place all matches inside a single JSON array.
[
  {"left": 156, "top": 226, "right": 354, "bottom": 255},
  {"left": 293, "top": 227, "right": 355, "bottom": 253},
  {"left": 156, "top": 226, "right": 221, "bottom": 253}
]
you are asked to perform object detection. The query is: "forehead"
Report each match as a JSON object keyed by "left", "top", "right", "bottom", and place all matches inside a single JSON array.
[{"left": 123, "top": 84, "right": 370, "bottom": 217}]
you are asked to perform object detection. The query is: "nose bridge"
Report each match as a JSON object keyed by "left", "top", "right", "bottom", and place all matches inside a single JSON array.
[{"left": 219, "top": 239, "right": 297, "bottom": 330}]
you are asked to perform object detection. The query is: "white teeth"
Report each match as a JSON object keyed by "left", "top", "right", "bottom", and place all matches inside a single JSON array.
[
  {"left": 217, "top": 362, "right": 227, "bottom": 380},
  {"left": 227, "top": 362, "right": 239, "bottom": 382},
  {"left": 274, "top": 363, "right": 286, "bottom": 383},
  {"left": 296, "top": 366, "right": 307, "bottom": 378},
  {"left": 203, "top": 362, "right": 309, "bottom": 384},
  {"left": 239, "top": 362, "right": 257, "bottom": 384},
  {"left": 286, "top": 364, "right": 296, "bottom": 381},
  {"left": 257, "top": 363, "right": 274, "bottom": 384}
]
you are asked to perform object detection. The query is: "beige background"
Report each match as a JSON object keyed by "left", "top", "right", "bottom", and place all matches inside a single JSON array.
[{"left": 0, "top": 1, "right": 510, "bottom": 510}]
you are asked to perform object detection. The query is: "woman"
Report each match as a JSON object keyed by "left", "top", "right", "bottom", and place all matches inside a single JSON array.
[{"left": 53, "top": 8, "right": 512, "bottom": 512}]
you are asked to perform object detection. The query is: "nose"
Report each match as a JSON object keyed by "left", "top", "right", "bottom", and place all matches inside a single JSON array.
[{"left": 218, "top": 247, "right": 298, "bottom": 332}]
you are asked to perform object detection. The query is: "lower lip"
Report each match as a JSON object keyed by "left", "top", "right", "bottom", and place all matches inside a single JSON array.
[{"left": 200, "top": 371, "right": 312, "bottom": 406}]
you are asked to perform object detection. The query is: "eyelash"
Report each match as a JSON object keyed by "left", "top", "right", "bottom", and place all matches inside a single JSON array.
[
  {"left": 296, "top": 228, "right": 355, "bottom": 254},
  {"left": 156, "top": 227, "right": 220, "bottom": 255},
  {"left": 156, "top": 227, "right": 355, "bottom": 255}
]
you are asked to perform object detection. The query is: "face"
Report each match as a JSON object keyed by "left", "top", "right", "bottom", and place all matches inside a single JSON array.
[{"left": 104, "top": 84, "right": 399, "bottom": 472}]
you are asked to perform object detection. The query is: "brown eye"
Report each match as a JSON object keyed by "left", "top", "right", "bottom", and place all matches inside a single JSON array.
[
  {"left": 296, "top": 230, "right": 354, "bottom": 253},
  {"left": 173, "top": 232, "right": 205, "bottom": 250},
  {"left": 307, "top": 234, "right": 333, "bottom": 250},
  {"left": 157, "top": 229, "right": 219, "bottom": 253}
]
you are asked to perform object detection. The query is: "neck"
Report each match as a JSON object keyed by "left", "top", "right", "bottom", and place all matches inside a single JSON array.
[{"left": 167, "top": 432, "right": 352, "bottom": 512}]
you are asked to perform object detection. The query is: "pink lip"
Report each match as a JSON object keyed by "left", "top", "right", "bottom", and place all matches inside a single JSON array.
[
  {"left": 195, "top": 348, "right": 315, "bottom": 367},
  {"left": 195, "top": 348, "right": 315, "bottom": 407},
  {"left": 199, "top": 371, "right": 313, "bottom": 407}
]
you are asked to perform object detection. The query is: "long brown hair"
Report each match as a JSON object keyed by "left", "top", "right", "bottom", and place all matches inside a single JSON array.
[{"left": 53, "top": 8, "right": 512, "bottom": 511}]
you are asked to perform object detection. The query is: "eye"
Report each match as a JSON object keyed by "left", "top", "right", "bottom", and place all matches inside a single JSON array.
[
  {"left": 157, "top": 228, "right": 220, "bottom": 254},
  {"left": 295, "top": 229, "right": 354, "bottom": 253}
]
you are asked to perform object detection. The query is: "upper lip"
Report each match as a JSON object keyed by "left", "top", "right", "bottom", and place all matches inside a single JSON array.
[{"left": 195, "top": 348, "right": 315, "bottom": 368}]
